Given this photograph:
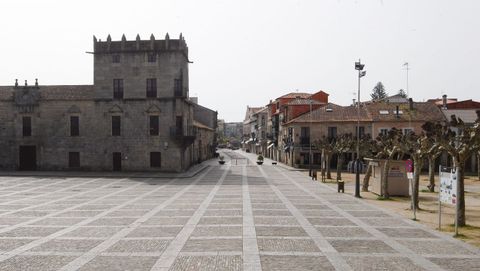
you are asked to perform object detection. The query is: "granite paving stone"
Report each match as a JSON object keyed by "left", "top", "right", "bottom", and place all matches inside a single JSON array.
[
  {"left": 428, "top": 257, "right": 480, "bottom": 271},
  {"left": 181, "top": 238, "right": 243, "bottom": 252},
  {"left": 29, "top": 239, "right": 103, "bottom": 252},
  {"left": 191, "top": 226, "right": 242, "bottom": 237},
  {"left": 126, "top": 226, "right": 183, "bottom": 238},
  {"left": 106, "top": 239, "right": 170, "bottom": 253},
  {"left": 77, "top": 256, "right": 157, "bottom": 271},
  {"left": 344, "top": 256, "right": 426, "bottom": 271},
  {"left": 0, "top": 255, "right": 76, "bottom": 271},
  {"left": 257, "top": 238, "right": 320, "bottom": 252},
  {"left": 255, "top": 226, "right": 308, "bottom": 237},
  {"left": 0, "top": 164, "right": 477, "bottom": 271},
  {"left": 329, "top": 239, "right": 397, "bottom": 253},
  {"left": 260, "top": 255, "right": 335, "bottom": 271},
  {"left": 316, "top": 226, "right": 373, "bottom": 238}
]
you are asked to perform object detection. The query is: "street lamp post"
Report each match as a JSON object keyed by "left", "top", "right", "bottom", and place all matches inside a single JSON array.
[
  {"left": 309, "top": 98, "right": 313, "bottom": 179},
  {"left": 354, "top": 59, "right": 366, "bottom": 198}
]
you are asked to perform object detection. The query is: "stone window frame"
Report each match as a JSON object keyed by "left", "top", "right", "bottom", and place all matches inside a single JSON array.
[
  {"left": 111, "top": 115, "right": 122, "bottom": 136},
  {"left": 147, "top": 53, "right": 157, "bottom": 63},
  {"left": 146, "top": 78, "right": 157, "bottom": 98},
  {"left": 149, "top": 114, "right": 160, "bottom": 136},
  {"left": 69, "top": 115, "right": 80, "bottom": 137},
  {"left": 113, "top": 79, "right": 124, "bottom": 99},
  {"left": 112, "top": 54, "right": 121, "bottom": 63},
  {"left": 22, "top": 115, "right": 32, "bottom": 137}
]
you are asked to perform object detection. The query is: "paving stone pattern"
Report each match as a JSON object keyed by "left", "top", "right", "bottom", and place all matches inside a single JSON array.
[{"left": 0, "top": 156, "right": 478, "bottom": 270}]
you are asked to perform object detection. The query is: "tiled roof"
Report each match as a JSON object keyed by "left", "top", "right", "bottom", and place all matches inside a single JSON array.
[
  {"left": 365, "top": 102, "right": 446, "bottom": 122},
  {"left": 194, "top": 121, "right": 214, "bottom": 131},
  {"left": 278, "top": 92, "right": 311, "bottom": 99},
  {"left": 0, "top": 85, "right": 94, "bottom": 101},
  {"left": 286, "top": 98, "right": 324, "bottom": 106},
  {"left": 40, "top": 85, "right": 94, "bottom": 100},
  {"left": 442, "top": 109, "right": 480, "bottom": 124},
  {"left": 286, "top": 103, "right": 371, "bottom": 124}
]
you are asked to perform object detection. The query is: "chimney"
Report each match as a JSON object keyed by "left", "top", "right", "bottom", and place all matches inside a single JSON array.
[
  {"left": 14, "top": 79, "right": 18, "bottom": 87},
  {"left": 396, "top": 105, "right": 400, "bottom": 118},
  {"left": 442, "top": 94, "right": 447, "bottom": 109},
  {"left": 35, "top": 78, "right": 38, "bottom": 87},
  {"left": 24, "top": 80, "right": 28, "bottom": 86},
  {"left": 408, "top": 98, "right": 413, "bottom": 111}
]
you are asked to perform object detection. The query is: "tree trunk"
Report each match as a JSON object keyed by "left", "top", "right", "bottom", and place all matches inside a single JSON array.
[
  {"left": 381, "top": 159, "right": 390, "bottom": 198},
  {"left": 457, "top": 162, "right": 466, "bottom": 227},
  {"left": 326, "top": 154, "right": 332, "bottom": 179},
  {"left": 336, "top": 154, "right": 343, "bottom": 181},
  {"left": 428, "top": 157, "right": 436, "bottom": 192},
  {"left": 412, "top": 159, "right": 423, "bottom": 210},
  {"left": 362, "top": 164, "right": 372, "bottom": 192},
  {"left": 477, "top": 152, "right": 480, "bottom": 181}
]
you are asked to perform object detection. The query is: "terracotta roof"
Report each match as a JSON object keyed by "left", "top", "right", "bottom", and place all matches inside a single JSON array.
[
  {"left": 365, "top": 101, "right": 446, "bottom": 122},
  {"left": 441, "top": 109, "right": 480, "bottom": 124},
  {"left": 278, "top": 92, "right": 311, "bottom": 99},
  {"left": 0, "top": 85, "right": 94, "bottom": 101},
  {"left": 285, "top": 103, "right": 371, "bottom": 124},
  {"left": 285, "top": 98, "right": 324, "bottom": 106}
]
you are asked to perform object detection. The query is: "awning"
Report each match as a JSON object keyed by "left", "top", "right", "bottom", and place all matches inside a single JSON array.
[
  {"left": 267, "top": 143, "right": 275, "bottom": 149},
  {"left": 245, "top": 138, "right": 253, "bottom": 144}
]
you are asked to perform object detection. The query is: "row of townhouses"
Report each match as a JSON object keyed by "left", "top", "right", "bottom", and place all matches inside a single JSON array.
[
  {"left": 0, "top": 34, "right": 217, "bottom": 172},
  {"left": 243, "top": 91, "right": 480, "bottom": 172}
]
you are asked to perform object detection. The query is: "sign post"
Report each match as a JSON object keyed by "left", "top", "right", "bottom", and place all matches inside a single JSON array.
[
  {"left": 405, "top": 159, "right": 415, "bottom": 220},
  {"left": 439, "top": 166, "right": 459, "bottom": 235}
]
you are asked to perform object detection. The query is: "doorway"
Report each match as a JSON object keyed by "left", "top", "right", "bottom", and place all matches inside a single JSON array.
[
  {"left": 19, "top": 145, "right": 37, "bottom": 170},
  {"left": 113, "top": 152, "right": 122, "bottom": 171}
]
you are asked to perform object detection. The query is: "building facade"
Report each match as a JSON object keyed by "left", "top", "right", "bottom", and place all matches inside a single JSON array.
[{"left": 0, "top": 34, "right": 216, "bottom": 172}]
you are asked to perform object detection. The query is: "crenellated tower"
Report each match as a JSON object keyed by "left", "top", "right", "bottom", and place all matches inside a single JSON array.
[{"left": 92, "top": 33, "right": 190, "bottom": 100}]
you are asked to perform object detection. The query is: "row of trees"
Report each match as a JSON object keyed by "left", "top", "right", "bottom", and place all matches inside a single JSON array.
[{"left": 312, "top": 113, "right": 480, "bottom": 226}]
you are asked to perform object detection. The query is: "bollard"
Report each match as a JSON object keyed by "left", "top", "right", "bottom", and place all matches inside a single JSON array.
[{"left": 337, "top": 180, "right": 345, "bottom": 193}]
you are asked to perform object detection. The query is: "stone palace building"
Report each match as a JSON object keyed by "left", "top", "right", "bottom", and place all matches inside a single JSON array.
[{"left": 0, "top": 34, "right": 217, "bottom": 172}]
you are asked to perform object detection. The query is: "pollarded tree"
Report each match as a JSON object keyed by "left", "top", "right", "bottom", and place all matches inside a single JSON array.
[
  {"left": 371, "top": 82, "right": 388, "bottom": 101},
  {"left": 376, "top": 128, "right": 404, "bottom": 199},
  {"left": 332, "top": 134, "right": 355, "bottom": 181},
  {"left": 313, "top": 136, "right": 335, "bottom": 180},
  {"left": 360, "top": 135, "right": 381, "bottom": 191},
  {"left": 421, "top": 121, "right": 445, "bottom": 192},
  {"left": 403, "top": 132, "right": 430, "bottom": 209},
  {"left": 433, "top": 115, "right": 480, "bottom": 226}
]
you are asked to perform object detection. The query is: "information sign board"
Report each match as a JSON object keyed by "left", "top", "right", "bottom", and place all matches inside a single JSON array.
[{"left": 439, "top": 168, "right": 458, "bottom": 205}]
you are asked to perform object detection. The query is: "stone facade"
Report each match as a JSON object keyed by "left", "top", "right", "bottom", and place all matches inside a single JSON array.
[{"left": 0, "top": 34, "right": 216, "bottom": 172}]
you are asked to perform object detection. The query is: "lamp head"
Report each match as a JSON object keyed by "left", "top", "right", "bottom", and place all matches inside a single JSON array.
[{"left": 355, "top": 61, "right": 365, "bottom": 71}]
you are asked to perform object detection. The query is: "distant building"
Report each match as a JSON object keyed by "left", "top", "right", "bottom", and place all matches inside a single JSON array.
[{"left": 0, "top": 34, "right": 216, "bottom": 172}]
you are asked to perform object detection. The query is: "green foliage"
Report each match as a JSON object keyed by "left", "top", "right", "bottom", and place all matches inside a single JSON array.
[
  {"left": 219, "top": 155, "right": 225, "bottom": 161},
  {"left": 257, "top": 155, "right": 264, "bottom": 161},
  {"left": 397, "top": 89, "right": 408, "bottom": 98},
  {"left": 371, "top": 82, "right": 388, "bottom": 101}
]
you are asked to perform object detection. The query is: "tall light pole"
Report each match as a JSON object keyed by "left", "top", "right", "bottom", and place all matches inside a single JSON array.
[
  {"left": 355, "top": 59, "right": 366, "bottom": 198},
  {"left": 309, "top": 98, "right": 313, "bottom": 178}
]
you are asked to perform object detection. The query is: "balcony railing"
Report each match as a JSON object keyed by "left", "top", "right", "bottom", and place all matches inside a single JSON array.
[{"left": 170, "top": 125, "right": 197, "bottom": 138}]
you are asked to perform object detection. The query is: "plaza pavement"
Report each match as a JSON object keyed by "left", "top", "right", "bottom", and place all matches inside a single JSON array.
[{"left": 0, "top": 152, "right": 478, "bottom": 270}]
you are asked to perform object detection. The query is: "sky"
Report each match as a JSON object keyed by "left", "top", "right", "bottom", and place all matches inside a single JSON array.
[{"left": 1, "top": 0, "right": 479, "bottom": 122}]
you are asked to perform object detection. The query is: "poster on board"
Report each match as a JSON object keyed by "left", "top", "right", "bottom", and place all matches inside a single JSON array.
[{"left": 439, "top": 168, "right": 458, "bottom": 205}]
